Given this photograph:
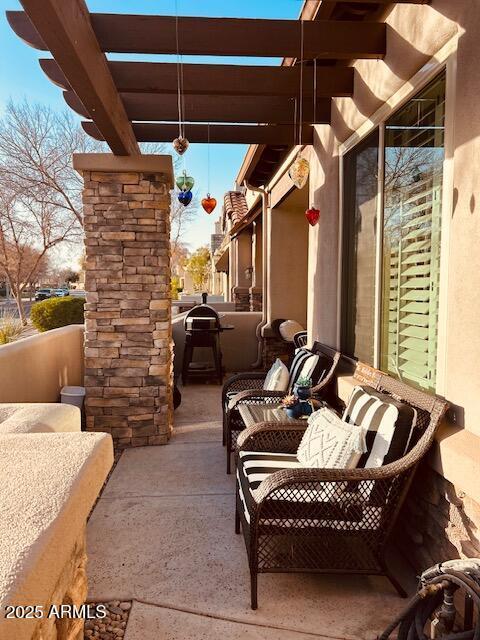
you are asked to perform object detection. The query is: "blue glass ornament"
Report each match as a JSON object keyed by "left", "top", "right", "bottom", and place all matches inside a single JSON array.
[{"left": 178, "top": 190, "right": 193, "bottom": 206}]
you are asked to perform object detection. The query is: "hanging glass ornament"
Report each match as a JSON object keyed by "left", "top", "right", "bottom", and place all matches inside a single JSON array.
[
  {"left": 173, "top": 136, "right": 189, "bottom": 155},
  {"left": 201, "top": 194, "right": 217, "bottom": 214},
  {"left": 173, "top": 6, "right": 188, "bottom": 156},
  {"left": 201, "top": 123, "right": 217, "bottom": 215},
  {"left": 175, "top": 170, "right": 194, "bottom": 192},
  {"left": 305, "top": 206, "right": 320, "bottom": 227},
  {"left": 289, "top": 21, "right": 310, "bottom": 191},
  {"left": 289, "top": 155, "right": 310, "bottom": 190},
  {"left": 178, "top": 190, "right": 193, "bottom": 207}
]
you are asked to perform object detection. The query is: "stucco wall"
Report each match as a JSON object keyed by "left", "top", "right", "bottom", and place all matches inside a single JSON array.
[
  {"left": 307, "top": 127, "right": 340, "bottom": 346},
  {"left": 441, "top": 2, "right": 480, "bottom": 438},
  {"left": 0, "top": 325, "right": 84, "bottom": 403},
  {"left": 268, "top": 185, "right": 309, "bottom": 327},
  {"left": 308, "top": 0, "right": 480, "bottom": 441},
  {"left": 235, "top": 231, "right": 252, "bottom": 288}
]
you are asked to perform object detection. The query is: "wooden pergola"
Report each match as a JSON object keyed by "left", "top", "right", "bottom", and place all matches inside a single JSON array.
[{"left": 7, "top": 0, "right": 428, "bottom": 161}]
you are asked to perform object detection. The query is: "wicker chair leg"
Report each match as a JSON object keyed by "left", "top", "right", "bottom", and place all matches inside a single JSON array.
[
  {"left": 226, "top": 430, "right": 232, "bottom": 474},
  {"left": 222, "top": 412, "right": 226, "bottom": 446},
  {"left": 235, "top": 506, "right": 240, "bottom": 534},
  {"left": 250, "top": 570, "right": 258, "bottom": 610}
]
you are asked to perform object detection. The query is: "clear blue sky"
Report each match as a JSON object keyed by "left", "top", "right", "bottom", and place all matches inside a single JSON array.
[{"left": 0, "top": 0, "right": 303, "bottom": 254}]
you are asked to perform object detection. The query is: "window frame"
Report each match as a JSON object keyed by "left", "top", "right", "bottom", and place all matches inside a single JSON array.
[{"left": 337, "top": 38, "right": 457, "bottom": 395}]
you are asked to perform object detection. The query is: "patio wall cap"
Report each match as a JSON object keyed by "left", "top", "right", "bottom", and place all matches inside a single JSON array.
[
  {"left": 0, "top": 403, "right": 81, "bottom": 435},
  {"left": 73, "top": 153, "right": 174, "bottom": 188},
  {"left": 0, "top": 431, "right": 113, "bottom": 640},
  {"left": 0, "top": 324, "right": 83, "bottom": 358}
]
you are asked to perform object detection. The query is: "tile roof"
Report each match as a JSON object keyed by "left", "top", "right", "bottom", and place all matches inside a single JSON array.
[{"left": 223, "top": 191, "right": 248, "bottom": 226}]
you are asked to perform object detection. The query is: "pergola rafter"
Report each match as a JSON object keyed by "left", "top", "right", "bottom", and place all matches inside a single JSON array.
[
  {"left": 65, "top": 91, "right": 331, "bottom": 125},
  {"left": 40, "top": 60, "right": 354, "bottom": 98},
  {"left": 9, "top": 0, "right": 139, "bottom": 156},
  {"left": 83, "top": 122, "right": 315, "bottom": 146},
  {"left": 6, "top": 0, "right": 430, "bottom": 152},
  {"left": 9, "top": 12, "right": 387, "bottom": 59}
]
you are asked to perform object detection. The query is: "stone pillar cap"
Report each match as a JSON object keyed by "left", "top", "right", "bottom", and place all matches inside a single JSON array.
[{"left": 73, "top": 153, "right": 174, "bottom": 188}]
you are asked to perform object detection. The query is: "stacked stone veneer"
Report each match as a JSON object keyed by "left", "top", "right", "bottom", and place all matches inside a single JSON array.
[
  {"left": 249, "top": 288, "right": 262, "bottom": 312},
  {"left": 82, "top": 169, "right": 173, "bottom": 448},
  {"left": 395, "top": 461, "right": 480, "bottom": 571},
  {"left": 232, "top": 286, "right": 250, "bottom": 312},
  {"left": 262, "top": 335, "right": 294, "bottom": 369},
  {"left": 32, "top": 534, "right": 87, "bottom": 640}
]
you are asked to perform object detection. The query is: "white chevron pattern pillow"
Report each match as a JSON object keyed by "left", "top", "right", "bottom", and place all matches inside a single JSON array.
[{"left": 297, "top": 408, "right": 367, "bottom": 469}]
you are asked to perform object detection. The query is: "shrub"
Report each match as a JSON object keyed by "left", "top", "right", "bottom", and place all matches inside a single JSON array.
[
  {"left": 31, "top": 296, "right": 85, "bottom": 332},
  {"left": 0, "top": 309, "right": 24, "bottom": 344}
]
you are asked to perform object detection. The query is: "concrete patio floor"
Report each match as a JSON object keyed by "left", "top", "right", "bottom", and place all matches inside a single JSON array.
[{"left": 86, "top": 383, "right": 414, "bottom": 640}]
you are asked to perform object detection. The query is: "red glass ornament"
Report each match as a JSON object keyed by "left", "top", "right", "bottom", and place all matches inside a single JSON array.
[
  {"left": 201, "top": 194, "right": 217, "bottom": 214},
  {"left": 305, "top": 206, "right": 320, "bottom": 226}
]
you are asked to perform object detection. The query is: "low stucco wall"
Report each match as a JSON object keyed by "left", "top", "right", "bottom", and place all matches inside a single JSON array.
[
  {"left": 0, "top": 403, "right": 81, "bottom": 434},
  {"left": 0, "top": 431, "right": 113, "bottom": 640},
  {"left": 0, "top": 325, "right": 84, "bottom": 403},
  {"left": 172, "top": 311, "right": 262, "bottom": 375}
]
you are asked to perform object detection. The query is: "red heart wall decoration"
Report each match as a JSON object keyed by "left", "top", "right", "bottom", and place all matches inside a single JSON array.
[
  {"left": 305, "top": 207, "right": 320, "bottom": 226},
  {"left": 201, "top": 194, "right": 217, "bottom": 214}
]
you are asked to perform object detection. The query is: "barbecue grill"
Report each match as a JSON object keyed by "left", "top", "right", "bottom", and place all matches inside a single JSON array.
[{"left": 182, "top": 298, "right": 223, "bottom": 384}]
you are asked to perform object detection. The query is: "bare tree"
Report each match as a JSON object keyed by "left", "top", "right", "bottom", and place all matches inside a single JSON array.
[
  {"left": 0, "top": 101, "right": 201, "bottom": 317},
  {"left": 0, "top": 100, "right": 103, "bottom": 227},
  {"left": 171, "top": 241, "right": 190, "bottom": 274},
  {"left": 0, "top": 101, "right": 201, "bottom": 242},
  {"left": 0, "top": 191, "right": 78, "bottom": 323},
  {"left": 170, "top": 190, "right": 198, "bottom": 255}
]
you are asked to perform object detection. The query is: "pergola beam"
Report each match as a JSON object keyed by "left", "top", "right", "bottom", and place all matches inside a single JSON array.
[
  {"left": 10, "top": 2, "right": 139, "bottom": 156},
  {"left": 8, "top": 12, "right": 387, "bottom": 59},
  {"left": 324, "top": 0, "right": 429, "bottom": 3},
  {"left": 40, "top": 59, "right": 354, "bottom": 98},
  {"left": 83, "top": 121, "right": 315, "bottom": 145},
  {"left": 66, "top": 92, "right": 331, "bottom": 125}
]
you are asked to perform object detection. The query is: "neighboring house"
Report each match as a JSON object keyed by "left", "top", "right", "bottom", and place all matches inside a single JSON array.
[
  {"left": 213, "top": 190, "right": 263, "bottom": 311},
  {"left": 231, "top": 1, "right": 480, "bottom": 572},
  {"left": 207, "top": 220, "right": 227, "bottom": 298}
]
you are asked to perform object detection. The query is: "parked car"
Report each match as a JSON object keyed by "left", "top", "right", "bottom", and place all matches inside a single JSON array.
[
  {"left": 53, "top": 288, "right": 70, "bottom": 297},
  {"left": 34, "top": 288, "right": 54, "bottom": 301}
]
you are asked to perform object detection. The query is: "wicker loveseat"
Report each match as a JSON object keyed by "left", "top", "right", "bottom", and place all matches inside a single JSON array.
[
  {"left": 222, "top": 343, "right": 341, "bottom": 473},
  {"left": 234, "top": 365, "right": 449, "bottom": 609}
]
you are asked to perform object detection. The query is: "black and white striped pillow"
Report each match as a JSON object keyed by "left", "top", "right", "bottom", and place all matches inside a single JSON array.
[
  {"left": 288, "top": 348, "right": 327, "bottom": 392},
  {"left": 342, "top": 386, "right": 417, "bottom": 468}
]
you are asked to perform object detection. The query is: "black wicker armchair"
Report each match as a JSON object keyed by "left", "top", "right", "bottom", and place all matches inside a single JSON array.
[
  {"left": 222, "top": 343, "right": 340, "bottom": 473},
  {"left": 234, "top": 366, "right": 449, "bottom": 609}
]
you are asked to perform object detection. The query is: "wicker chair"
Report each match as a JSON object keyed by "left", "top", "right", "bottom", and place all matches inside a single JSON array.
[
  {"left": 234, "top": 365, "right": 449, "bottom": 609},
  {"left": 222, "top": 343, "right": 340, "bottom": 473}
]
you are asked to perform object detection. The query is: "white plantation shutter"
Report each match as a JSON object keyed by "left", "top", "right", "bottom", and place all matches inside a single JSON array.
[{"left": 385, "top": 179, "right": 442, "bottom": 389}]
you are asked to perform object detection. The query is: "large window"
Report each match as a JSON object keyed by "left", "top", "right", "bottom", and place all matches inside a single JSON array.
[{"left": 342, "top": 72, "right": 446, "bottom": 391}]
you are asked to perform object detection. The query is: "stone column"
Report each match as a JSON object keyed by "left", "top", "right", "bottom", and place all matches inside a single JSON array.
[
  {"left": 232, "top": 231, "right": 252, "bottom": 311},
  {"left": 74, "top": 154, "right": 174, "bottom": 449}
]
